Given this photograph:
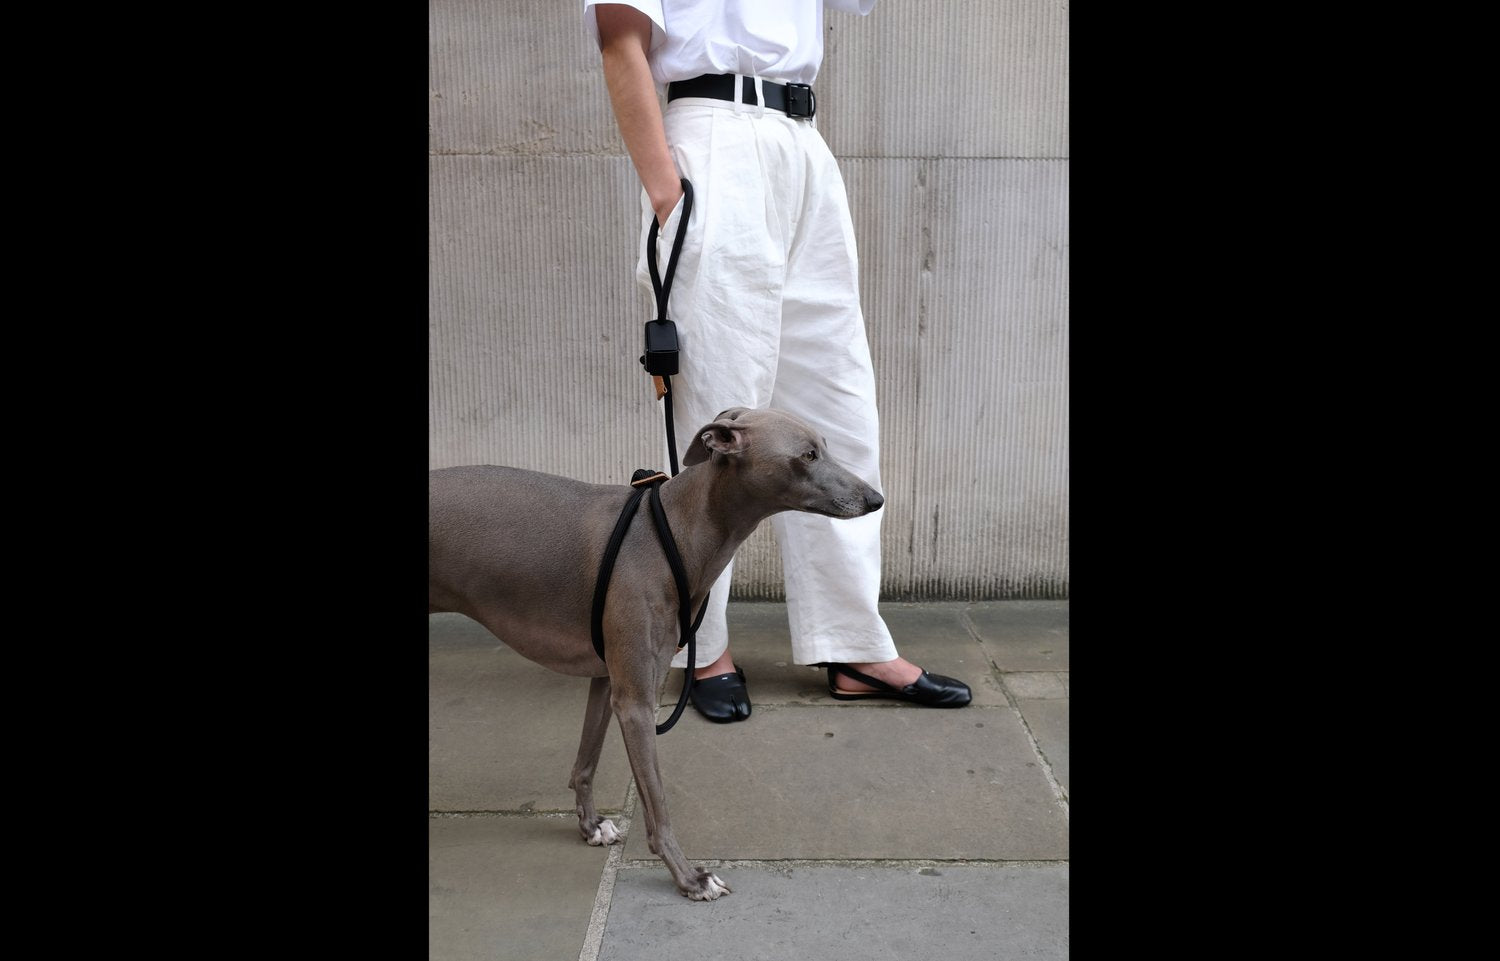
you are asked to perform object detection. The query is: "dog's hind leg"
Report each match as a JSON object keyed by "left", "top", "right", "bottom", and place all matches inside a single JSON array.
[{"left": 569, "top": 675, "right": 621, "bottom": 846}]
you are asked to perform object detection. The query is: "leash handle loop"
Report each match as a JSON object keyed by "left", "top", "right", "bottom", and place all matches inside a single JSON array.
[
  {"left": 643, "top": 178, "right": 694, "bottom": 477},
  {"left": 646, "top": 178, "right": 694, "bottom": 321}
]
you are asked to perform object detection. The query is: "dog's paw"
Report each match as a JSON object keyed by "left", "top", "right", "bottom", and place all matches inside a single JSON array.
[
  {"left": 586, "top": 819, "right": 621, "bottom": 846},
  {"left": 685, "top": 872, "right": 732, "bottom": 901}
]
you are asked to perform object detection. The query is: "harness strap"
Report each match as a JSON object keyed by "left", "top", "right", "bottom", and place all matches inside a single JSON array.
[
  {"left": 590, "top": 484, "right": 648, "bottom": 662},
  {"left": 645, "top": 481, "right": 697, "bottom": 735},
  {"left": 589, "top": 471, "right": 709, "bottom": 735}
]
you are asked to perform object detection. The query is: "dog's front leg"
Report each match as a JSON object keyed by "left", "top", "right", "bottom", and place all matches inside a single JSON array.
[
  {"left": 609, "top": 667, "right": 731, "bottom": 901},
  {"left": 569, "top": 675, "right": 621, "bottom": 846}
]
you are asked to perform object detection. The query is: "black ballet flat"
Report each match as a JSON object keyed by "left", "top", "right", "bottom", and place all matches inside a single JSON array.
[
  {"left": 824, "top": 663, "right": 972, "bottom": 708},
  {"left": 689, "top": 666, "right": 752, "bottom": 723}
]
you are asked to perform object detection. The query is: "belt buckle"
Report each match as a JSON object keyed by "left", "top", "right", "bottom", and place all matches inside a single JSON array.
[{"left": 784, "top": 83, "right": 815, "bottom": 119}]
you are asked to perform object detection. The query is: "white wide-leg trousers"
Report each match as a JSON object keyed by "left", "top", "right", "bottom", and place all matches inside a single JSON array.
[{"left": 634, "top": 93, "right": 899, "bottom": 669}]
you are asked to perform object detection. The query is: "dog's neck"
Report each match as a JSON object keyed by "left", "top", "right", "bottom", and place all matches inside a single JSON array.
[{"left": 657, "top": 460, "right": 780, "bottom": 598}]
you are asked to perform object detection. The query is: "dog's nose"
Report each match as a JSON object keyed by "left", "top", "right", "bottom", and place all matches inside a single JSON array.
[{"left": 866, "top": 490, "right": 884, "bottom": 512}]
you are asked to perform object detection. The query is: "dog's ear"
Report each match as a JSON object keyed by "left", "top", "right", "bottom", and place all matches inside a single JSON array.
[{"left": 684, "top": 415, "right": 748, "bottom": 465}]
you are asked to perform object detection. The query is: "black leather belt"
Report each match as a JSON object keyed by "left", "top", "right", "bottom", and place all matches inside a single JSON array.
[{"left": 667, "top": 73, "right": 816, "bottom": 119}]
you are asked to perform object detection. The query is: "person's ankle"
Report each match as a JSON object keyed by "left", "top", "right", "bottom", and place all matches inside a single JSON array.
[{"left": 694, "top": 649, "right": 737, "bottom": 680}]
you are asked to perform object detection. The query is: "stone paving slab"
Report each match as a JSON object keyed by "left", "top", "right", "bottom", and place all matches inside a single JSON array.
[
  {"left": 622, "top": 705, "right": 1067, "bottom": 862},
  {"left": 657, "top": 601, "right": 1007, "bottom": 708},
  {"left": 967, "top": 600, "right": 1070, "bottom": 672},
  {"left": 429, "top": 815, "right": 610, "bottom": 961},
  {"left": 1018, "top": 698, "right": 1069, "bottom": 795},
  {"left": 598, "top": 862, "right": 1069, "bottom": 961},
  {"left": 1005, "top": 671, "right": 1069, "bottom": 699},
  {"left": 429, "top": 613, "right": 633, "bottom": 813}
]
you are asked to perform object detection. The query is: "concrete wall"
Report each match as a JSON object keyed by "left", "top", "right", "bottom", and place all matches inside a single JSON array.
[{"left": 429, "top": 0, "right": 1068, "bottom": 599}]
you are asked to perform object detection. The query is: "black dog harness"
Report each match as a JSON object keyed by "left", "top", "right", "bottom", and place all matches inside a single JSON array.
[{"left": 590, "top": 469, "right": 708, "bottom": 735}]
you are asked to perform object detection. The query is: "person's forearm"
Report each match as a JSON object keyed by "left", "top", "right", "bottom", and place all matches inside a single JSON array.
[{"left": 596, "top": 6, "right": 682, "bottom": 225}]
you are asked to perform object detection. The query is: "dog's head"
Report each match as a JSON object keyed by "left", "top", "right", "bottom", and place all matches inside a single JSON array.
[{"left": 683, "top": 407, "right": 884, "bottom": 518}]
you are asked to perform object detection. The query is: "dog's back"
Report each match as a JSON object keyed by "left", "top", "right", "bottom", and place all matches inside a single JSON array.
[{"left": 429, "top": 465, "right": 631, "bottom": 676}]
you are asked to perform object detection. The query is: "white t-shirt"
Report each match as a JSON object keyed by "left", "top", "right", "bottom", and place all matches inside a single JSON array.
[{"left": 583, "top": 0, "right": 876, "bottom": 88}]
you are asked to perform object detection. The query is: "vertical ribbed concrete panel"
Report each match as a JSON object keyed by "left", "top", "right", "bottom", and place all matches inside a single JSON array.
[
  {"left": 831, "top": 158, "right": 1068, "bottom": 599},
  {"left": 429, "top": 0, "right": 1068, "bottom": 598},
  {"left": 842, "top": 158, "right": 931, "bottom": 599},
  {"left": 428, "top": 0, "right": 620, "bottom": 156},
  {"left": 906, "top": 159, "right": 1068, "bottom": 597},
  {"left": 428, "top": 154, "right": 664, "bottom": 483},
  {"left": 819, "top": 0, "right": 1069, "bottom": 158}
]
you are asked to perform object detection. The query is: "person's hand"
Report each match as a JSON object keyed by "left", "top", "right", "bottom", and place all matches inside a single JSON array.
[{"left": 652, "top": 181, "right": 684, "bottom": 229}]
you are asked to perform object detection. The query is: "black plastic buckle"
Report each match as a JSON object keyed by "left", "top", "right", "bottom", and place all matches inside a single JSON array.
[
  {"left": 785, "top": 83, "right": 815, "bottom": 119},
  {"left": 642, "top": 319, "right": 679, "bottom": 376}
]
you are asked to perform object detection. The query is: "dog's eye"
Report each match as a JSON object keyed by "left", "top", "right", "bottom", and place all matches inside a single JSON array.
[{"left": 802, "top": 449, "right": 818, "bottom": 462}]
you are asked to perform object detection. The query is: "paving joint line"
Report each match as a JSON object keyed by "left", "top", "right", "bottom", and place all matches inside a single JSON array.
[
  {"left": 959, "top": 606, "right": 1070, "bottom": 815},
  {"left": 611, "top": 857, "right": 1069, "bottom": 869},
  {"left": 577, "top": 780, "right": 636, "bottom": 961}
]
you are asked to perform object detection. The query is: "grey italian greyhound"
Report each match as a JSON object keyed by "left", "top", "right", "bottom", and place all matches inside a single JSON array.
[{"left": 428, "top": 406, "right": 884, "bottom": 901}]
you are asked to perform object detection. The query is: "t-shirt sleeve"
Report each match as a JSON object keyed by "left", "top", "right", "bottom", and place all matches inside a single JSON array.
[
  {"left": 825, "top": 0, "right": 877, "bottom": 15},
  {"left": 583, "top": 1, "right": 667, "bottom": 51}
]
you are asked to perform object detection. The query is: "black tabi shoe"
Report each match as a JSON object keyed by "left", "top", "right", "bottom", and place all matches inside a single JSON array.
[
  {"left": 824, "top": 663, "right": 972, "bottom": 708},
  {"left": 689, "top": 666, "right": 752, "bottom": 723}
]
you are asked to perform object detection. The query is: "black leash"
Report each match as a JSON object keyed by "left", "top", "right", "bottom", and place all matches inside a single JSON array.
[
  {"left": 589, "top": 470, "right": 709, "bottom": 735},
  {"left": 589, "top": 180, "right": 705, "bottom": 735},
  {"left": 642, "top": 178, "right": 693, "bottom": 476}
]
